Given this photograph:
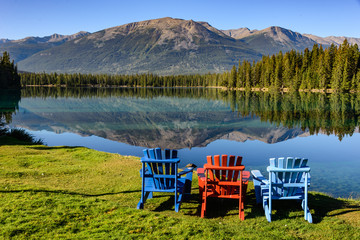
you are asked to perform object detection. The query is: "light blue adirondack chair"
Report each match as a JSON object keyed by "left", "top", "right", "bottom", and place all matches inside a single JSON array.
[
  {"left": 137, "top": 148, "right": 195, "bottom": 212},
  {"left": 251, "top": 157, "right": 312, "bottom": 223}
]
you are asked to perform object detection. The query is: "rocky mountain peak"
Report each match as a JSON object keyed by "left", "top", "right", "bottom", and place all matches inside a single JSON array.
[
  {"left": 260, "top": 26, "right": 312, "bottom": 44},
  {"left": 100, "top": 17, "right": 221, "bottom": 37},
  {"left": 0, "top": 39, "right": 10, "bottom": 43},
  {"left": 221, "top": 27, "right": 258, "bottom": 39},
  {"left": 47, "top": 31, "right": 90, "bottom": 43},
  {"left": 86, "top": 17, "right": 232, "bottom": 51}
]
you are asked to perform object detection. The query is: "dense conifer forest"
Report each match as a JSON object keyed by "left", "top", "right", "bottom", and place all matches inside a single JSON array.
[
  {"left": 19, "top": 40, "right": 360, "bottom": 92},
  {"left": 0, "top": 51, "right": 20, "bottom": 89}
]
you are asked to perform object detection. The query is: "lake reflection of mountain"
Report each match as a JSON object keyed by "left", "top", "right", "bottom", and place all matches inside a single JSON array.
[
  {"left": 10, "top": 87, "right": 360, "bottom": 148},
  {"left": 12, "top": 93, "right": 306, "bottom": 149}
]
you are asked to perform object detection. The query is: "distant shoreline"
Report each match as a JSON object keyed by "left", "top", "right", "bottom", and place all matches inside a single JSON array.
[{"left": 21, "top": 85, "right": 359, "bottom": 93}]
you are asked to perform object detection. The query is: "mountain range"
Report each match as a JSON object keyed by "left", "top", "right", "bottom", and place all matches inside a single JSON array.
[
  {"left": 0, "top": 31, "right": 90, "bottom": 63},
  {"left": 1, "top": 17, "right": 359, "bottom": 75}
]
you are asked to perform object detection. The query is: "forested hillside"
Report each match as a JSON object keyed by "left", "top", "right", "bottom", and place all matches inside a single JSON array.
[
  {"left": 225, "top": 40, "right": 360, "bottom": 92},
  {"left": 20, "top": 41, "right": 360, "bottom": 92}
]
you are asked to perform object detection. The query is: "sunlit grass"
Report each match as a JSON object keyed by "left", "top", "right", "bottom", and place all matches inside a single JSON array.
[{"left": 0, "top": 143, "right": 359, "bottom": 239}]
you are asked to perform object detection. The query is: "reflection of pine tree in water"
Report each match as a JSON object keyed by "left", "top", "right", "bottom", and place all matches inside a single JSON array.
[
  {"left": 224, "top": 91, "right": 360, "bottom": 140},
  {"left": 0, "top": 51, "right": 21, "bottom": 135},
  {"left": 19, "top": 87, "right": 360, "bottom": 140},
  {"left": 0, "top": 89, "right": 21, "bottom": 135}
]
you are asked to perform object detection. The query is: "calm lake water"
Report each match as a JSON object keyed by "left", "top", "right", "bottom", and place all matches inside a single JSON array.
[{"left": 2, "top": 87, "right": 360, "bottom": 199}]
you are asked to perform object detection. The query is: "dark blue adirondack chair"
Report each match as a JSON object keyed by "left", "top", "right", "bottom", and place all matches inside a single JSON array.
[
  {"left": 251, "top": 157, "right": 312, "bottom": 223},
  {"left": 137, "top": 148, "right": 195, "bottom": 212}
]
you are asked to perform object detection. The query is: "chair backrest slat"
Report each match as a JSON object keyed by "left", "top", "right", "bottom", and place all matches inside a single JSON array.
[
  {"left": 164, "top": 148, "right": 171, "bottom": 188},
  {"left": 207, "top": 156, "right": 215, "bottom": 180},
  {"left": 165, "top": 149, "right": 170, "bottom": 160},
  {"left": 154, "top": 148, "right": 164, "bottom": 189},
  {"left": 284, "top": 157, "right": 294, "bottom": 182},
  {"left": 233, "top": 156, "right": 242, "bottom": 181},
  {"left": 291, "top": 158, "right": 302, "bottom": 183},
  {"left": 277, "top": 157, "right": 285, "bottom": 183},
  {"left": 170, "top": 150, "right": 177, "bottom": 176},
  {"left": 172, "top": 150, "right": 178, "bottom": 159},
  {"left": 227, "top": 155, "right": 236, "bottom": 181},
  {"left": 296, "top": 158, "right": 308, "bottom": 183},
  {"left": 284, "top": 157, "right": 294, "bottom": 196},
  {"left": 221, "top": 155, "right": 228, "bottom": 180},
  {"left": 214, "top": 155, "right": 221, "bottom": 181}
]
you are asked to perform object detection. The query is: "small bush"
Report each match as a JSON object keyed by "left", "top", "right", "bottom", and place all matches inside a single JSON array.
[{"left": 4, "top": 128, "right": 44, "bottom": 145}]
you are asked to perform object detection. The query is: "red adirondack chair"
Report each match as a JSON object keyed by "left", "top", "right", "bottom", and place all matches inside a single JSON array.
[{"left": 197, "top": 155, "right": 250, "bottom": 220}]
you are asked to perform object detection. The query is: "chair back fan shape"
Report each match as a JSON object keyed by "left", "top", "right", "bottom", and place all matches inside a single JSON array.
[
  {"left": 251, "top": 157, "right": 312, "bottom": 223},
  {"left": 197, "top": 155, "right": 250, "bottom": 220},
  {"left": 137, "top": 148, "right": 194, "bottom": 212}
]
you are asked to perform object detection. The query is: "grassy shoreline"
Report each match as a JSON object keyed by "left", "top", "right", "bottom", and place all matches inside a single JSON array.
[{"left": 0, "top": 139, "right": 359, "bottom": 239}]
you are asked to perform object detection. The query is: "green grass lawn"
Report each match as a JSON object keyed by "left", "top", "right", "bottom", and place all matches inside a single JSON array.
[{"left": 0, "top": 138, "right": 359, "bottom": 239}]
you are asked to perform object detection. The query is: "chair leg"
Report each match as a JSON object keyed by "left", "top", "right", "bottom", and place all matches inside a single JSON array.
[
  {"left": 183, "top": 178, "right": 192, "bottom": 200},
  {"left": 137, "top": 191, "right": 152, "bottom": 209},
  {"left": 198, "top": 188, "right": 204, "bottom": 202},
  {"left": 175, "top": 191, "right": 184, "bottom": 212},
  {"left": 239, "top": 198, "right": 245, "bottom": 220},
  {"left": 301, "top": 199, "right": 313, "bottom": 223},
  {"left": 201, "top": 194, "right": 207, "bottom": 218},
  {"left": 183, "top": 172, "right": 193, "bottom": 200},
  {"left": 264, "top": 198, "right": 271, "bottom": 222},
  {"left": 307, "top": 212, "right": 313, "bottom": 223},
  {"left": 137, "top": 201, "right": 143, "bottom": 210},
  {"left": 253, "top": 178, "right": 262, "bottom": 204}
]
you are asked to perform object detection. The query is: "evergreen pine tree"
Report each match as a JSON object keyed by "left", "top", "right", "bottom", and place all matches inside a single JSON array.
[
  {"left": 331, "top": 45, "right": 344, "bottom": 91},
  {"left": 341, "top": 59, "right": 351, "bottom": 91},
  {"left": 351, "top": 73, "right": 357, "bottom": 91},
  {"left": 244, "top": 61, "right": 251, "bottom": 90},
  {"left": 357, "top": 70, "right": 360, "bottom": 92},
  {"left": 230, "top": 65, "right": 237, "bottom": 89},
  {"left": 0, "top": 51, "right": 20, "bottom": 89}
]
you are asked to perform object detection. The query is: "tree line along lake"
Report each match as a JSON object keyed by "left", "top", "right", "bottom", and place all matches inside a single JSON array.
[{"left": 1, "top": 87, "right": 360, "bottom": 199}]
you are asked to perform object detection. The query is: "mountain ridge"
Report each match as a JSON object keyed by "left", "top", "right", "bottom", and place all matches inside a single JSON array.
[
  {"left": 0, "top": 31, "right": 90, "bottom": 63},
  {"left": 1, "top": 17, "right": 359, "bottom": 74},
  {"left": 16, "top": 18, "right": 260, "bottom": 74}
]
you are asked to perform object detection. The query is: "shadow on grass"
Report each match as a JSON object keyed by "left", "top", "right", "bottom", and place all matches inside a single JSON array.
[
  {"left": 186, "top": 189, "right": 360, "bottom": 222},
  {"left": 28, "top": 146, "right": 81, "bottom": 150},
  {"left": 0, "top": 136, "right": 36, "bottom": 146},
  {"left": 255, "top": 192, "right": 359, "bottom": 223},
  {"left": 0, "top": 189, "right": 141, "bottom": 197},
  {"left": 310, "top": 192, "right": 360, "bottom": 221},
  {"left": 151, "top": 192, "right": 200, "bottom": 215},
  {"left": 0, "top": 136, "right": 82, "bottom": 150}
]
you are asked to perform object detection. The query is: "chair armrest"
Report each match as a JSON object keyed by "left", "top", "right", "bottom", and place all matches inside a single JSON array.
[
  {"left": 267, "top": 166, "right": 311, "bottom": 172},
  {"left": 140, "top": 157, "right": 181, "bottom": 163},
  {"left": 204, "top": 164, "right": 245, "bottom": 171},
  {"left": 178, "top": 166, "right": 195, "bottom": 176},
  {"left": 251, "top": 170, "right": 269, "bottom": 185},
  {"left": 301, "top": 173, "right": 311, "bottom": 186}
]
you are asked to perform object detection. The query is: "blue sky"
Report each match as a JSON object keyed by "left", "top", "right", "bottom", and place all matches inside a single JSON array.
[{"left": 1, "top": 0, "right": 360, "bottom": 39}]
